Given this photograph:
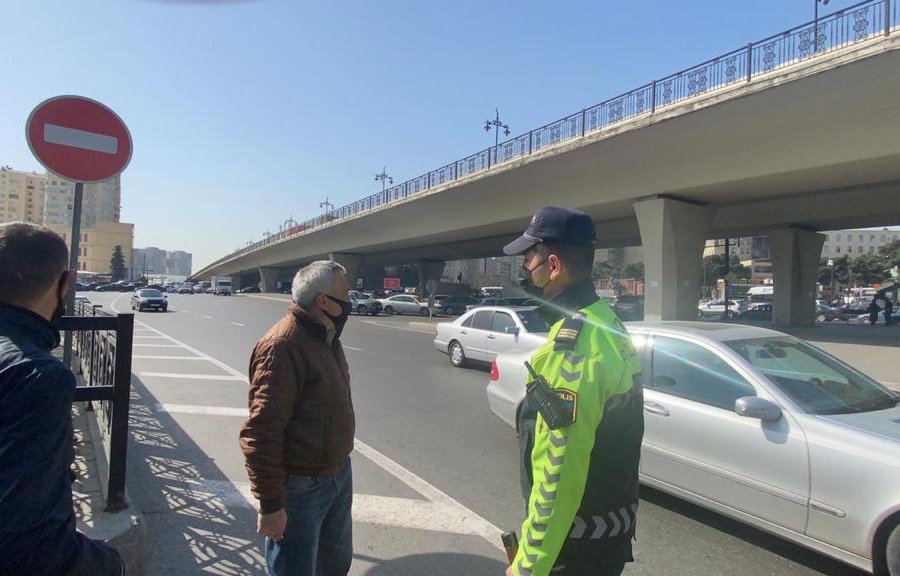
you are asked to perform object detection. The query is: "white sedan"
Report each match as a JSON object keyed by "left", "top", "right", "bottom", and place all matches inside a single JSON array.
[
  {"left": 487, "top": 321, "right": 900, "bottom": 576},
  {"left": 377, "top": 294, "right": 431, "bottom": 316},
  {"left": 434, "top": 306, "right": 549, "bottom": 367}
]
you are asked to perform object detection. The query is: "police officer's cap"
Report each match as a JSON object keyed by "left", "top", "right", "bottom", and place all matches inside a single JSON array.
[{"left": 503, "top": 207, "right": 597, "bottom": 256}]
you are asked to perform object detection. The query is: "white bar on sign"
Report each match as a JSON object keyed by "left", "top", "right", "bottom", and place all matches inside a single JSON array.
[{"left": 44, "top": 124, "right": 118, "bottom": 154}]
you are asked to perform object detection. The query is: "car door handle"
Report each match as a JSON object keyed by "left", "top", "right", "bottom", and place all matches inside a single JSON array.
[
  {"left": 644, "top": 402, "right": 670, "bottom": 417},
  {"left": 460, "top": 330, "right": 468, "bottom": 334},
  {"left": 487, "top": 334, "right": 496, "bottom": 340}
]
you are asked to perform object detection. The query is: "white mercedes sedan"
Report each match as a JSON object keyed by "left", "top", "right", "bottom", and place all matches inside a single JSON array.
[
  {"left": 487, "top": 321, "right": 900, "bottom": 576},
  {"left": 434, "top": 306, "right": 549, "bottom": 368}
]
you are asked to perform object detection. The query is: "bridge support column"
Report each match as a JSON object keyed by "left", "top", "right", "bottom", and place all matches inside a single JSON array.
[
  {"left": 635, "top": 197, "right": 708, "bottom": 321},
  {"left": 259, "top": 267, "right": 280, "bottom": 293},
  {"left": 767, "top": 227, "right": 825, "bottom": 327},
  {"left": 417, "top": 260, "right": 446, "bottom": 296},
  {"left": 329, "top": 253, "right": 364, "bottom": 289}
]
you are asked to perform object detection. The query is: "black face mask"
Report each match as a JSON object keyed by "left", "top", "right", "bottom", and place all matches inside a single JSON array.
[
  {"left": 324, "top": 295, "right": 352, "bottom": 339},
  {"left": 519, "top": 258, "right": 550, "bottom": 297},
  {"left": 51, "top": 273, "right": 68, "bottom": 325}
]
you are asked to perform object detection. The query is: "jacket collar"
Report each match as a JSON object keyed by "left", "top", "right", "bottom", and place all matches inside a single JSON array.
[
  {"left": 0, "top": 302, "right": 60, "bottom": 350},
  {"left": 289, "top": 303, "right": 330, "bottom": 341},
  {"left": 536, "top": 280, "right": 599, "bottom": 326}
]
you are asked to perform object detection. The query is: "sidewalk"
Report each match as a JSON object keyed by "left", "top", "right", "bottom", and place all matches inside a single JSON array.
[{"left": 70, "top": 384, "right": 150, "bottom": 573}]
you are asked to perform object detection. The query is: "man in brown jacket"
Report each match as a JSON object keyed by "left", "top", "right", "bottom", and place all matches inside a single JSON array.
[{"left": 239, "top": 260, "right": 355, "bottom": 576}]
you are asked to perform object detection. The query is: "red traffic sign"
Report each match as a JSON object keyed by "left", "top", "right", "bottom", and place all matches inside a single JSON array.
[
  {"left": 26, "top": 95, "right": 132, "bottom": 183},
  {"left": 383, "top": 277, "right": 401, "bottom": 290}
]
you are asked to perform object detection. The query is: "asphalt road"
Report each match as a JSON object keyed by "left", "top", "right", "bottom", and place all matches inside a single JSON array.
[{"left": 82, "top": 291, "right": 886, "bottom": 576}]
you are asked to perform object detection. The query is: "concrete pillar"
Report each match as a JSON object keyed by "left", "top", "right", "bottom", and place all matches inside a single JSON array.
[
  {"left": 329, "top": 253, "right": 364, "bottom": 289},
  {"left": 635, "top": 197, "right": 709, "bottom": 321},
  {"left": 768, "top": 227, "right": 825, "bottom": 327},
  {"left": 417, "top": 260, "right": 446, "bottom": 296},
  {"left": 259, "top": 267, "right": 280, "bottom": 293}
]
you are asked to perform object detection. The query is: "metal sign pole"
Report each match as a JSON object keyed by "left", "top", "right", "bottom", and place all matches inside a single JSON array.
[{"left": 62, "top": 181, "right": 84, "bottom": 367}]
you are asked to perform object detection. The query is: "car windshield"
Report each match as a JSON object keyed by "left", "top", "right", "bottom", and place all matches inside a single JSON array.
[
  {"left": 516, "top": 310, "right": 550, "bottom": 334},
  {"left": 726, "top": 337, "right": 898, "bottom": 415},
  {"left": 139, "top": 289, "right": 162, "bottom": 297}
]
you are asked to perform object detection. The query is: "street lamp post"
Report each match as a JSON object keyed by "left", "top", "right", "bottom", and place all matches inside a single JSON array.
[
  {"left": 484, "top": 108, "right": 510, "bottom": 147},
  {"left": 320, "top": 197, "right": 334, "bottom": 220},
  {"left": 374, "top": 167, "right": 393, "bottom": 193},
  {"left": 815, "top": 0, "right": 831, "bottom": 51}
]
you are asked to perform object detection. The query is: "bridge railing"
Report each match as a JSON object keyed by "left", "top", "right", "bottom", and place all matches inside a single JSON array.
[
  {"left": 210, "top": 0, "right": 894, "bottom": 269},
  {"left": 59, "top": 302, "right": 134, "bottom": 511}
]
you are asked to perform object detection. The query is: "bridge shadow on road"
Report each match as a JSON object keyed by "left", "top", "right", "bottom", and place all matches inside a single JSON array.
[{"left": 127, "top": 377, "right": 265, "bottom": 575}]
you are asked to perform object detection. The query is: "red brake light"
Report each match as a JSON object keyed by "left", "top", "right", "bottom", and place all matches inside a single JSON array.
[{"left": 490, "top": 360, "right": 499, "bottom": 381}]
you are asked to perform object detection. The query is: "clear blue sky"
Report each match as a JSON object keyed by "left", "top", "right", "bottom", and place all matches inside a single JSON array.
[{"left": 2, "top": 0, "right": 841, "bottom": 270}]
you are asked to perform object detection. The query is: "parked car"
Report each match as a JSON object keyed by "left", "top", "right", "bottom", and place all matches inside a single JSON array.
[
  {"left": 434, "top": 295, "right": 481, "bottom": 316},
  {"left": 465, "top": 297, "right": 510, "bottom": 313},
  {"left": 487, "top": 321, "right": 900, "bottom": 575},
  {"left": 130, "top": 288, "right": 168, "bottom": 312},
  {"left": 612, "top": 295, "right": 645, "bottom": 321},
  {"left": 434, "top": 306, "right": 549, "bottom": 367},
  {"left": 178, "top": 283, "right": 194, "bottom": 294},
  {"left": 95, "top": 283, "right": 126, "bottom": 292},
  {"left": 378, "top": 294, "right": 431, "bottom": 316},
  {"left": 237, "top": 286, "right": 261, "bottom": 294},
  {"left": 816, "top": 304, "right": 846, "bottom": 322},
  {"left": 857, "top": 310, "right": 889, "bottom": 324},
  {"left": 698, "top": 299, "right": 747, "bottom": 319},
  {"left": 736, "top": 302, "right": 773, "bottom": 321},
  {"left": 350, "top": 291, "right": 382, "bottom": 316}
]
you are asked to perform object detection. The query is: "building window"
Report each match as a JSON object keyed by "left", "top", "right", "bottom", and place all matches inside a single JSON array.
[
  {"left": 869, "top": 246, "right": 875, "bottom": 255},
  {"left": 835, "top": 234, "right": 841, "bottom": 242},
  {"left": 835, "top": 246, "right": 841, "bottom": 253},
  {"left": 848, "top": 246, "right": 853, "bottom": 254},
  {"left": 859, "top": 235, "right": 864, "bottom": 243},
  {"left": 82, "top": 233, "right": 88, "bottom": 242},
  {"left": 870, "top": 235, "right": 876, "bottom": 242}
]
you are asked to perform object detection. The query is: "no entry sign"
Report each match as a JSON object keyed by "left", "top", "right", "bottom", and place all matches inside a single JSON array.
[{"left": 26, "top": 95, "right": 132, "bottom": 183}]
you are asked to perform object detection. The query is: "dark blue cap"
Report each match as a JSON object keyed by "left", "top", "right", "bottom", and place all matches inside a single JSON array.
[{"left": 503, "top": 207, "right": 596, "bottom": 255}]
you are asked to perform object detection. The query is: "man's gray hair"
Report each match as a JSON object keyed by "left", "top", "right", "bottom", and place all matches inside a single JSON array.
[{"left": 292, "top": 260, "right": 346, "bottom": 308}]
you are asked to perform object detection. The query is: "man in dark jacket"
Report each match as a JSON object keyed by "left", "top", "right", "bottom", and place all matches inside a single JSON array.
[
  {"left": 239, "top": 260, "right": 355, "bottom": 576},
  {"left": 0, "top": 222, "right": 123, "bottom": 575}
]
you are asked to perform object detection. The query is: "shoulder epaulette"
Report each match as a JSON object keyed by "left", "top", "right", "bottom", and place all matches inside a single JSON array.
[{"left": 554, "top": 312, "right": 586, "bottom": 351}]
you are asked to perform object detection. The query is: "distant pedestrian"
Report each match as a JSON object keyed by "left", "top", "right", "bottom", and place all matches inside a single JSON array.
[
  {"left": 868, "top": 299, "right": 881, "bottom": 326},
  {"left": 239, "top": 260, "right": 355, "bottom": 576},
  {"left": 884, "top": 298, "right": 893, "bottom": 326},
  {"left": 0, "top": 223, "right": 124, "bottom": 575}
]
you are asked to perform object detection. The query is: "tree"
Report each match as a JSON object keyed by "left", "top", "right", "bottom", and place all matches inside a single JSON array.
[
  {"left": 850, "top": 254, "right": 889, "bottom": 285},
  {"left": 879, "top": 239, "right": 900, "bottom": 268},
  {"left": 701, "top": 255, "right": 750, "bottom": 293},
  {"left": 109, "top": 245, "right": 127, "bottom": 281},
  {"left": 622, "top": 262, "right": 645, "bottom": 281}
]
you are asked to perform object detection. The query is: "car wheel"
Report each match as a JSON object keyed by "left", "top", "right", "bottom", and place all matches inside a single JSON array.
[
  {"left": 419, "top": 307, "right": 430, "bottom": 317},
  {"left": 161, "top": 307, "right": 168, "bottom": 313},
  {"left": 884, "top": 521, "right": 900, "bottom": 576},
  {"left": 816, "top": 313, "right": 827, "bottom": 322},
  {"left": 449, "top": 341, "right": 466, "bottom": 368},
  {"left": 384, "top": 306, "right": 394, "bottom": 315},
  {"left": 357, "top": 305, "right": 368, "bottom": 316}
]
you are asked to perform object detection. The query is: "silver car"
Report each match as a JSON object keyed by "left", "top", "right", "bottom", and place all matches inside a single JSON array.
[
  {"left": 698, "top": 299, "right": 747, "bottom": 319},
  {"left": 486, "top": 321, "right": 900, "bottom": 575},
  {"left": 434, "top": 306, "right": 549, "bottom": 367}
]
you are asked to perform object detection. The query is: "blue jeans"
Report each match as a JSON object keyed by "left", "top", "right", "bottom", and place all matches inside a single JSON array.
[{"left": 265, "top": 458, "right": 353, "bottom": 576}]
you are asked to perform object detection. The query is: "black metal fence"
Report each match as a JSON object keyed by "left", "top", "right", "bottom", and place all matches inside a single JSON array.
[
  {"left": 210, "top": 0, "right": 895, "bottom": 269},
  {"left": 58, "top": 302, "right": 134, "bottom": 511}
]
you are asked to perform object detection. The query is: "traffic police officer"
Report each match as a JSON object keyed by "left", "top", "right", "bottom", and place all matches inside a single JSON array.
[{"left": 503, "top": 207, "right": 644, "bottom": 576}]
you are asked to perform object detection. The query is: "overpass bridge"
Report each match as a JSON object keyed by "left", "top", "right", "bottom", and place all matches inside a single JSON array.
[{"left": 195, "top": 0, "right": 900, "bottom": 326}]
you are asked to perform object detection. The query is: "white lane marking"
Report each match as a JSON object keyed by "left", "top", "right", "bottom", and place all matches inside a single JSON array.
[
  {"left": 202, "top": 315, "right": 214, "bottom": 320},
  {"left": 44, "top": 124, "right": 118, "bottom": 154},
  {"left": 343, "top": 345, "right": 362, "bottom": 351},
  {"left": 158, "top": 403, "right": 247, "bottom": 417},
  {"left": 230, "top": 322, "right": 246, "bottom": 327},
  {"left": 139, "top": 372, "right": 244, "bottom": 382},
  {"left": 128, "top": 322, "right": 247, "bottom": 380},
  {"left": 133, "top": 344, "right": 183, "bottom": 348},
  {"left": 153, "top": 403, "right": 503, "bottom": 549},
  {"left": 133, "top": 355, "right": 206, "bottom": 360},
  {"left": 360, "top": 320, "right": 436, "bottom": 334}
]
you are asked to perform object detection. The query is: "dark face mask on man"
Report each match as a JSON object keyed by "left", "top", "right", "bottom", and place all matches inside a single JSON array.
[
  {"left": 323, "top": 294, "right": 352, "bottom": 339},
  {"left": 518, "top": 255, "right": 551, "bottom": 297},
  {"left": 51, "top": 271, "right": 69, "bottom": 325}
]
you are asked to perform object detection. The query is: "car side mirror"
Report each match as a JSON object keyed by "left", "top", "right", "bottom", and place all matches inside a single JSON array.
[
  {"left": 504, "top": 326, "right": 520, "bottom": 336},
  {"left": 735, "top": 397, "right": 782, "bottom": 422}
]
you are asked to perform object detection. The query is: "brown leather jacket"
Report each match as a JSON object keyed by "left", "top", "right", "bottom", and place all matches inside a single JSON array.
[{"left": 239, "top": 304, "right": 355, "bottom": 514}]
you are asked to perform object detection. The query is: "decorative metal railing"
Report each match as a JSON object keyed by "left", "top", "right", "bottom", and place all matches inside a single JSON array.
[
  {"left": 59, "top": 302, "right": 134, "bottom": 511},
  {"left": 207, "top": 0, "right": 894, "bottom": 271}
]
